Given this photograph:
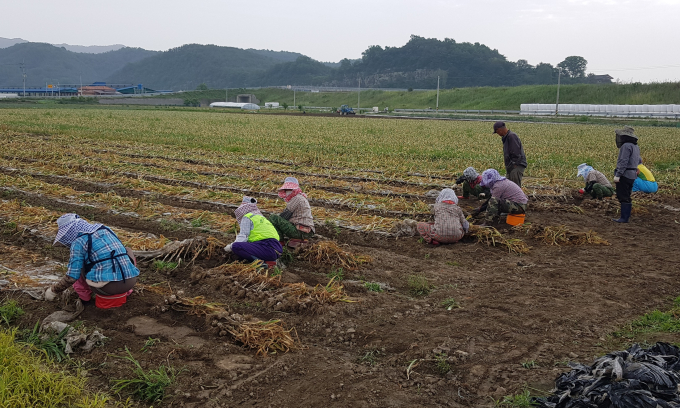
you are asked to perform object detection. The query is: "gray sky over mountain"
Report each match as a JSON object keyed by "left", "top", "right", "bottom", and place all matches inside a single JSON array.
[{"left": 2, "top": 0, "right": 679, "bottom": 82}]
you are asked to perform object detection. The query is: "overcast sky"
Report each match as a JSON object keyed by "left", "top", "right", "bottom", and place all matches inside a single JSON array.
[{"left": 2, "top": 0, "right": 679, "bottom": 82}]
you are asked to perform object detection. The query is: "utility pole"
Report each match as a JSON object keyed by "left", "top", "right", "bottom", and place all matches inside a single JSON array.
[
  {"left": 20, "top": 61, "right": 26, "bottom": 97},
  {"left": 293, "top": 88, "right": 296, "bottom": 108},
  {"left": 436, "top": 76, "right": 440, "bottom": 111},
  {"left": 555, "top": 67, "right": 563, "bottom": 115},
  {"left": 358, "top": 78, "right": 361, "bottom": 112},
  {"left": 79, "top": 73, "right": 83, "bottom": 96}
]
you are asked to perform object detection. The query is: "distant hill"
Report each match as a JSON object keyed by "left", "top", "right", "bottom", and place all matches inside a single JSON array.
[
  {"left": 330, "top": 35, "right": 557, "bottom": 88},
  {"left": 0, "top": 37, "right": 28, "bottom": 48},
  {"left": 246, "top": 49, "right": 304, "bottom": 63},
  {"left": 0, "top": 35, "right": 606, "bottom": 91},
  {"left": 52, "top": 43, "right": 125, "bottom": 54},
  {"left": 0, "top": 37, "right": 125, "bottom": 53},
  {"left": 107, "top": 44, "right": 283, "bottom": 90},
  {"left": 0, "top": 43, "right": 157, "bottom": 87},
  {"left": 259, "top": 56, "right": 334, "bottom": 87}
]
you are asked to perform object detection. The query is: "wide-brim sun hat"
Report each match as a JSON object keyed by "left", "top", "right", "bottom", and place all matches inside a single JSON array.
[
  {"left": 278, "top": 177, "right": 300, "bottom": 191},
  {"left": 615, "top": 126, "right": 637, "bottom": 139},
  {"left": 53, "top": 214, "right": 102, "bottom": 246},
  {"left": 53, "top": 214, "right": 79, "bottom": 245}
]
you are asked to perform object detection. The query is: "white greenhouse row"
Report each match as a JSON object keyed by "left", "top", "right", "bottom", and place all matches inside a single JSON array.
[{"left": 520, "top": 104, "right": 680, "bottom": 118}]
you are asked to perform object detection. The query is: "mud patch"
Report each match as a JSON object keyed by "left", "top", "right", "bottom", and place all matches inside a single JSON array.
[{"left": 126, "top": 316, "right": 206, "bottom": 349}]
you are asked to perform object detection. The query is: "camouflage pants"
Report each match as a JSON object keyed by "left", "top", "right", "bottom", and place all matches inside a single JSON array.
[
  {"left": 485, "top": 197, "right": 527, "bottom": 222},
  {"left": 268, "top": 214, "right": 314, "bottom": 240},
  {"left": 462, "top": 181, "right": 485, "bottom": 199},
  {"left": 587, "top": 183, "right": 615, "bottom": 200}
]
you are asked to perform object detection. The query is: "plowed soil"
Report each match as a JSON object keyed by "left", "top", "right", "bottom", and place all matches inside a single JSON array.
[{"left": 4, "top": 193, "right": 680, "bottom": 408}]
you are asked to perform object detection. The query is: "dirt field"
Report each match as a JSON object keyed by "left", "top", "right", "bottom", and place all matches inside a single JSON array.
[
  {"left": 2, "top": 181, "right": 678, "bottom": 406},
  {"left": 0, "top": 120, "right": 679, "bottom": 407}
]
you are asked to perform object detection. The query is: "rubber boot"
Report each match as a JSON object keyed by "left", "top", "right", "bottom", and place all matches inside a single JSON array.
[{"left": 613, "top": 203, "right": 632, "bottom": 223}]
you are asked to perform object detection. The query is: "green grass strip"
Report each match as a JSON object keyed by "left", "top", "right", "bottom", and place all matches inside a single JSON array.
[{"left": 0, "top": 328, "right": 109, "bottom": 408}]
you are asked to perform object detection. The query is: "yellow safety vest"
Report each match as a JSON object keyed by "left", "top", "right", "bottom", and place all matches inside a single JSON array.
[{"left": 244, "top": 213, "right": 280, "bottom": 242}]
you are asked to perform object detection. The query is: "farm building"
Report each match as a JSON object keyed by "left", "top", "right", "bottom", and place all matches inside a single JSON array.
[
  {"left": 0, "top": 87, "right": 78, "bottom": 96},
  {"left": 236, "top": 94, "right": 260, "bottom": 104},
  {"left": 79, "top": 85, "right": 120, "bottom": 96},
  {"left": 0, "top": 82, "right": 168, "bottom": 97}
]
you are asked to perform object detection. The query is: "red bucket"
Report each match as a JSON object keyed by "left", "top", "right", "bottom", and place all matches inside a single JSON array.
[{"left": 94, "top": 291, "right": 129, "bottom": 309}]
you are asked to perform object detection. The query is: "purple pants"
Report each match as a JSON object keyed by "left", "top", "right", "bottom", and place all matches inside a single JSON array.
[{"left": 232, "top": 238, "right": 282, "bottom": 262}]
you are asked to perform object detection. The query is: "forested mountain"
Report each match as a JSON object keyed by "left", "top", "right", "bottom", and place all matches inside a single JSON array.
[
  {"left": 327, "top": 36, "right": 594, "bottom": 88},
  {"left": 246, "top": 49, "right": 304, "bottom": 63},
  {"left": 106, "top": 44, "right": 282, "bottom": 90},
  {"left": 258, "top": 56, "right": 334, "bottom": 87},
  {"left": 0, "top": 35, "right": 604, "bottom": 90},
  {"left": 0, "top": 43, "right": 156, "bottom": 86}
]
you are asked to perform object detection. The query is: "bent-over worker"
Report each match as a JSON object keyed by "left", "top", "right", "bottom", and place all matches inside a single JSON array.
[
  {"left": 632, "top": 163, "right": 658, "bottom": 194},
  {"left": 267, "top": 177, "right": 315, "bottom": 242},
  {"left": 417, "top": 188, "right": 469, "bottom": 245},
  {"left": 577, "top": 163, "right": 614, "bottom": 200},
  {"left": 224, "top": 196, "right": 282, "bottom": 262},
  {"left": 457, "top": 167, "right": 490, "bottom": 200},
  {"left": 45, "top": 214, "right": 139, "bottom": 309},
  {"left": 478, "top": 169, "right": 528, "bottom": 226}
]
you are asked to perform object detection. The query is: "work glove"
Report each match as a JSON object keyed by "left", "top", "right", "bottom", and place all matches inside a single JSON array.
[
  {"left": 478, "top": 193, "right": 486, "bottom": 199},
  {"left": 44, "top": 287, "right": 58, "bottom": 301},
  {"left": 223, "top": 244, "right": 232, "bottom": 253},
  {"left": 579, "top": 189, "right": 585, "bottom": 194},
  {"left": 613, "top": 176, "right": 620, "bottom": 183}
]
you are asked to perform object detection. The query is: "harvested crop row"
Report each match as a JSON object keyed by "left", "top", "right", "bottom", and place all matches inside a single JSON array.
[
  {"left": 192, "top": 248, "right": 363, "bottom": 315},
  {"left": 0, "top": 198, "right": 171, "bottom": 251},
  {"left": 160, "top": 289, "right": 303, "bottom": 356},
  {"left": 4, "top": 138, "right": 580, "bottom": 207},
  {"left": 0, "top": 172, "right": 239, "bottom": 233},
  {"left": 1, "top": 152, "right": 436, "bottom": 215},
  {"left": 535, "top": 225, "right": 611, "bottom": 246},
  {"left": 468, "top": 225, "right": 531, "bottom": 255},
  {"left": 0, "top": 162, "right": 411, "bottom": 231},
  {"left": 3, "top": 136, "right": 449, "bottom": 190}
]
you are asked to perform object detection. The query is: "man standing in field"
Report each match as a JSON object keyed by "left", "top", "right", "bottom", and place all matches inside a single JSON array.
[
  {"left": 613, "top": 126, "right": 641, "bottom": 223},
  {"left": 493, "top": 121, "right": 527, "bottom": 187}
]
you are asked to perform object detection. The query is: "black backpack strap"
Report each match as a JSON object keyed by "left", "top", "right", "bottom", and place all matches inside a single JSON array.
[{"left": 82, "top": 227, "right": 131, "bottom": 282}]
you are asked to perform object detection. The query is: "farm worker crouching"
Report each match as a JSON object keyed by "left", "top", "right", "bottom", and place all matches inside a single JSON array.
[
  {"left": 268, "top": 177, "right": 315, "bottom": 242},
  {"left": 44, "top": 214, "right": 139, "bottom": 309},
  {"left": 223, "top": 197, "right": 282, "bottom": 262},
  {"left": 456, "top": 167, "right": 490, "bottom": 199},
  {"left": 632, "top": 163, "right": 658, "bottom": 194},
  {"left": 478, "top": 169, "right": 528, "bottom": 226},
  {"left": 493, "top": 121, "right": 527, "bottom": 187},
  {"left": 416, "top": 188, "right": 469, "bottom": 245},
  {"left": 577, "top": 163, "right": 614, "bottom": 200},
  {"left": 613, "top": 126, "right": 641, "bottom": 223}
]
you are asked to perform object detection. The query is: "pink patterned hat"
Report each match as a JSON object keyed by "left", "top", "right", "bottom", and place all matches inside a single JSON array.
[{"left": 278, "top": 177, "right": 300, "bottom": 191}]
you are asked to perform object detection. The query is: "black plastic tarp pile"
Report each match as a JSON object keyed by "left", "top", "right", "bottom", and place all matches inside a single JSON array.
[{"left": 534, "top": 343, "right": 680, "bottom": 408}]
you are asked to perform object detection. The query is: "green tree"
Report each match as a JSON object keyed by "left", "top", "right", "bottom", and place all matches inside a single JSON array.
[
  {"left": 535, "top": 62, "right": 556, "bottom": 84},
  {"left": 282, "top": 102, "right": 289, "bottom": 110},
  {"left": 558, "top": 56, "right": 587, "bottom": 78},
  {"left": 196, "top": 83, "right": 208, "bottom": 91}
]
